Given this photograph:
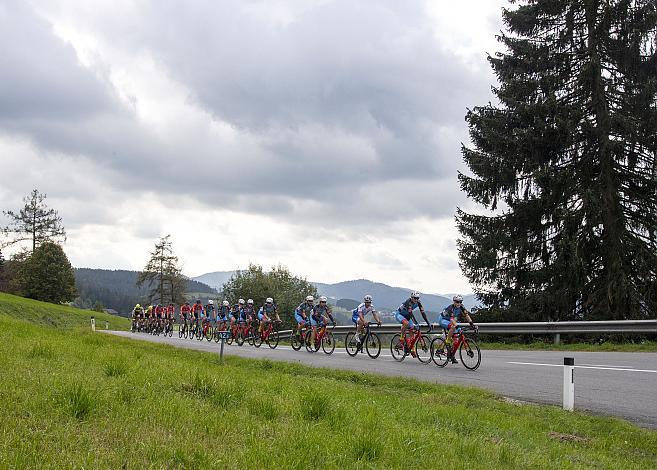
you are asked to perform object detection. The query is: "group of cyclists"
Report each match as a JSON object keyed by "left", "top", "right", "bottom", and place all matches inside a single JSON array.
[{"left": 130, "top": 291, "right": 477, "bottom": 363}]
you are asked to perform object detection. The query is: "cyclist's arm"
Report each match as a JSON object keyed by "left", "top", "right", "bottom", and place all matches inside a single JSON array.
[
  {"left": 418, "top": 305, "right": 430, "bottom": 327},
  {"left": 372, "top": 310, "right": 382, "bottom": 324},
  {"left": 463, "top": 308, "right": 475, "bottom": 327}
]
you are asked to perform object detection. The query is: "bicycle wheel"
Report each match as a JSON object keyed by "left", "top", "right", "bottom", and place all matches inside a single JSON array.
[
  {"left": 236, "top": 329, "right": 245, "bottom": 346},
  {"left": 267, "top": 328, "right": 279, "bottom": 349},
  {"left": 214, "top": 326, "right": 221, "bottom": 343},
  {"left": 322, "top": 331, "right": 335, "bottom": 355},
  {"left": 247, "top": 327, "right": 257, "bottom": 346},
  {"left": 183, "top": 325, "right": 188, "bottom": 339},
  {"left": 390, "top": 334, "right": 406, "bottom": 362},
  {"left": 345, "top": 332, "right": 359, "bottom": 357},
  {"left": 206, "top": 326, "right": 214, "bottom": 342},
  {"left": 304, "top": 330, "right": 314, "bottom": 353},
  {"left": 226, "top": 328, "right": 234, "bottom": 345},
  {"left": 253, "top": 329, "right": 263, "bottom": 348},
  {"left": 168, "top": 324, "right": 173, "bottom": 337},
  {"left": 430, "top": 337, "right": 449, "bottom": 367},
  {"left": 291, "top": 331, "right": 303, "bottom": 351},
  {"left": 365, "top": 332, "right": 381, "bottom": 359},
  {"left": 414, "top": 335, "right": 431, "bottom": 363},
  {"left": 178, "top": 324, "right": 184, "bottom": 338},
  {"left": 459, "top": 337, "right": 481, "bottom": 370}
]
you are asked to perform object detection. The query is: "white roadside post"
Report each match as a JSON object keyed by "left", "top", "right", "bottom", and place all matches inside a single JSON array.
[
  {"left": 105, "top": 321, "right": 109, "bottom": 330},
  {"left": 91, "top": 316, "right": 96, "bottom": 332},
  {"left": 563, "top": 357, "right": 575, "bottom": 411},
  {"left": 218, "top": 331, "right": 227, "bottom": 364}
]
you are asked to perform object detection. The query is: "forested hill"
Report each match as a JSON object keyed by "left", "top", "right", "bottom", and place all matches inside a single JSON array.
[{"left": 74, "top": 268, "right": 216, "bottom": 315}]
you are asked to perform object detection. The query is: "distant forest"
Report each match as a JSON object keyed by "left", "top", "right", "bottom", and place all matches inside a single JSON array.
[{"left": 74, "top": 268, "right": 216, "bottom": 315}]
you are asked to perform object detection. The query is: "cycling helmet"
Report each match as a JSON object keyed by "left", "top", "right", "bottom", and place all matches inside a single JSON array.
[
  {"left": 209, "top": 299, "right": 214, "bottom": 305},
  {"left": 135, "top": 304, "right": 141, "bottom": 309},
  {"left": 363, "top": 295, "right": 373, "bottom": 303},
  {"left": 222, "top": 300, "right": 229, "bottom": 307},
  {"left": 196, "top": 299, "right": 201, "bottom": 303},
  {"left": 185, "top": 301, "right": 190, "bottom": 305},
  {"left": 266, "top": 297, "right": 273, "bottom": 303},
  {"left": 411, "top": 291, "right": 420, "bottom": 299},
  {"left": 238, "top": 299, "right": 245, "bottom": 305},
  {"left": 247, "top": 299, "right": 254, "bottom": 305},
  {"left": 319, "top": 296, "right": 327, "bottom": 303},
  {"left": 306, "top": 295, "right": 314, "bottom": 302},
  {"left": 453, "top": 294, "right": 464, "bottom": 303}
]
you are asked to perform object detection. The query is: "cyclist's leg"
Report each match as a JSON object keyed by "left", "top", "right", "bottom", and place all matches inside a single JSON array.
[
  {"left": 395, "top": 311, "right": 408, "bottom": 339},
  {"left": 447, "top": 318, "right": 457, "bottom": 343}
]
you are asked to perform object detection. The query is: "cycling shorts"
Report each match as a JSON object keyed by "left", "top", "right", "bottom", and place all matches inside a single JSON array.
[
  {"left": 438, "top": 317, "right": 453, "bottom": 330},
  {"left": 258, "top": 312, "right": 270, "bottom": 321},
  {"left": 294, "top": 313, "right": 306, "bottom": 325},
  {"left": 395, "top": 311, "right": 416, "bottom": 329},
  {"left": 351, "top": 313, "right": 360, "bottom": 324},
  {"left": 310, "top": 315, "right": 322, "bottom": 327}
]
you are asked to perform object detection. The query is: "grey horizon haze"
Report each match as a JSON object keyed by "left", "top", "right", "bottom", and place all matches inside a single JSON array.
[{"left": 0, "top": 0, "right": 507, "bottom": 294}]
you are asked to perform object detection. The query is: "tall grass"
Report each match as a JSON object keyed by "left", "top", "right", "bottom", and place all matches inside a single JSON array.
[{"left": 0, "top": 312, "right": 655, "bottom": 468}]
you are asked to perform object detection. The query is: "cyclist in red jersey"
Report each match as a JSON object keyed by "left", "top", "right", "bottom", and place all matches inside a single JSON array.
[
  {"left": 191, "top": 299, "right": 204, "bottom": 328},
  {"left": 180, "top": 301, "right": 191, "bottom": 322}
]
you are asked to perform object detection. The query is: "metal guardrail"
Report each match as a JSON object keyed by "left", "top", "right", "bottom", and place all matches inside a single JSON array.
[{"left": 276, "top": 320, "right": 657, "bottom": 340}]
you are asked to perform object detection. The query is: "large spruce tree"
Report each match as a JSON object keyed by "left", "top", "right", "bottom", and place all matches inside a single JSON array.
[
  {"left": 18, "top": 242, "right": 77, "bottom": 304},
  {"left": 458, "top": 0, "right": 657, "bottom": 321}
]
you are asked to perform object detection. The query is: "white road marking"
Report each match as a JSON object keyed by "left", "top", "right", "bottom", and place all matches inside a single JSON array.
[{"left": 508, "top": 361, "right": 657, "bottom": 374}]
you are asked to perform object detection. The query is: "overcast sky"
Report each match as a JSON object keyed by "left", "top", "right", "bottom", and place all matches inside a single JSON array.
[{"left": 0, "top": 0, "right": 507, "bottom": 294}]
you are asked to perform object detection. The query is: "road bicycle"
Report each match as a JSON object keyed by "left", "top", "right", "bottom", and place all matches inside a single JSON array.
[
  {"left": 253, "top": 320, "right": 281, "bottom": 349},
  {"left": 201, "top": 319, "right": 214, "bottom": 342},
  {"left": 213, "top": 320, "right": 229, "bottom": 343},
  {"left": 390, "top": 323, "right": 431, "bottom": 363},
  {"left": 430, "top": 326, "right": 481, "bottom": 370},
  {"left": 291, "top": 321, "right": 312, "bottom": 351},
  {"left": 189, "top": 319, "right": 200, "bottom": 340},
  {"left": 179, "top": 318, "right": 189, "bottom": 338},
  {"left": 163, "top": 318, "right": 174, "bottom": 337},
  {"left": 345, "top": 322, "right": 381, "bottom": 359},
  {"left": 304, "top": 322, "right": 336, "bottom": 354},
  {"left": 235, "top": 320, "right": 253, "bottom": 346}
]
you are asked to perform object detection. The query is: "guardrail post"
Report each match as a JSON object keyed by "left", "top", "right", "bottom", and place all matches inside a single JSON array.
[
  {"left": 90, "top": 317, "right": 96, "bottom": 332},
  {"left": 554, "top": 333, "right": 561, "bottom": 345},
  {"left": 563, "top": 357, "right": 574, "bottom": 411}
]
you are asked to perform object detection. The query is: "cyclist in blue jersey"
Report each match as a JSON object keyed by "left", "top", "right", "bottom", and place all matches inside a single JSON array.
[
  {"left": 439, "top": 294, "right": 477, "bottom": 363},
  {"left": 294, "top": 295, "right": 315, "bottom": 338},
  {"left": 394, "top": 291, "right": 430, "bottom": 342},
  {"left": 230, "top": 299, "right": 245, "bottom": 330},
  {"left": 352, "top": 295, "right": 381, "bottom": 343},
  {"left": 310, "top": 296, "right": 335, "bottom": 347},
  {"left": 258, "top": 297, "right": 281, "bottom": 335},
  {"left": 217, "top": 300, "right": 231, "bottom": 326},
  {"left": 204, "top": 300, "right": 215, "bottom": 328}
]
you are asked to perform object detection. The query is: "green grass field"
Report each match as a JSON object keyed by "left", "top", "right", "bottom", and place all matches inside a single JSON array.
[
  {"left": 0, "top": 292, "right": 130, "bottom": 330},
  {"left": 0, "top": 295, "right": 656, "bottom": 468}
]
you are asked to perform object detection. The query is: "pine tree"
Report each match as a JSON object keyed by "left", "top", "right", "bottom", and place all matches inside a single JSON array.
[
  {"left": 1, "top": 189, "right": 66, "bottom": 252},
  {"left": 18, "top": 242, "right": 77, "bottom": 303},
  {"left": 136, "top": 235, "right": 186, "bottom": 305},
  {"left": 458, "top": 0, "right": 657, "bottom": 321}
]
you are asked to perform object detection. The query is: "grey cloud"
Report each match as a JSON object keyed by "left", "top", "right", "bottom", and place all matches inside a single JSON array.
[
  {"left": 0, "top": 0, "right": 497, "bottom": 234},
  {"left": 0, "top": 0, "right": 118, "bottom": 120}
]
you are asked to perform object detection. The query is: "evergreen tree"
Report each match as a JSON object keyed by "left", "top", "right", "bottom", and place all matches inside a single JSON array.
[
  {"left": 221, "top": 264, "right": 317, "bottom": 328},
  {"left": 0, "top": 249, "right": 5, "bottom": 292},
  {"left": 18, "top": 242, "right": 77, "bottom": 303},
  {"left": 136, "top": 235, "right": 186, "bottom": 305},
  {"left": 1, "top": 189, "right": 66, "bottom": 252},
  {"left": 458, "top": 0, "right": 657, "bottom": 321}
]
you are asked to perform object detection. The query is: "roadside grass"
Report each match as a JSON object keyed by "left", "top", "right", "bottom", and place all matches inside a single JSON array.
[
  {"left": 0, "top": 292, "right": 130, "bottom": 330},
  {"left": 478, "top": 340, "right": 657, "bottom": 353},
  {"left": 0, "top": 314, "right": 656, "bottom": 468}
]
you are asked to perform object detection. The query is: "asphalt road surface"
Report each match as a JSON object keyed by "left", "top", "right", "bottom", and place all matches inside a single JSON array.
[{"left": 105, "top": 330, "right": 657, "bottom": 428}]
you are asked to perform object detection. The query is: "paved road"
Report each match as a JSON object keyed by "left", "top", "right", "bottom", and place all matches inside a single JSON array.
[{"left": 105, "top": 330, "right": 657, "bottom": 428}]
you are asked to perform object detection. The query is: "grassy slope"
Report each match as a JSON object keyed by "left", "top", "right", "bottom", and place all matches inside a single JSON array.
[
  {"left": 0, "top": 292, "right": 130, "bottom": 330},
  {"left": 0, "top": 307, "right": 656, "bottom": 468}
]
